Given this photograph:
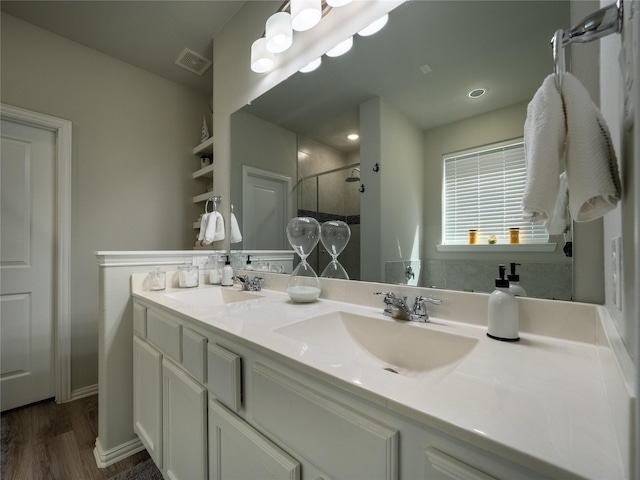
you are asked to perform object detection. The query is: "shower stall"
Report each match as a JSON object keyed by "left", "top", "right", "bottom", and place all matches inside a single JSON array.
[{"left": 296, "top": 163, "right": 361, "bottom": 280}]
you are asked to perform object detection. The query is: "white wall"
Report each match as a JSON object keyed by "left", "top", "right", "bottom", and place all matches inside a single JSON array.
[{"left": 1, "top": 14, "right": 210, "bottom": 391}]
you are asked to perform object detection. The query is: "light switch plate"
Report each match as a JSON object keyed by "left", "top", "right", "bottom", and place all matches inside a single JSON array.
[{"left": 612, "top": 236, "right": 622, "bottom": 309}]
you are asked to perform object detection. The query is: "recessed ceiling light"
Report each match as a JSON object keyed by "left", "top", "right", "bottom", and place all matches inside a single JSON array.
[
  {"left": 347, "top": 133, "right": 359, "bottom": 141},
  {"left": 468, "top": 88, "right": 486, "bottom": 98}
]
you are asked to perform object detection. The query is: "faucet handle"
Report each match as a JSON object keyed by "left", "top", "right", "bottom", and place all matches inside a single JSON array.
[
  {"left": 374, "top": 291, "right": 396, "bottom": 304},
  {"left": 415, "top": 295, "right": 442, "bottom": 305}
]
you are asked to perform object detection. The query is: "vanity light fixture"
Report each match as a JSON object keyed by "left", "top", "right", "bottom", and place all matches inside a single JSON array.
[
  {"left": 251, "top": 38, "right": 275, "bottom": 73},
  {"left": 326, "top": 0, "right": 352, "bottom": 6},
  {"left": 291, "top": 0, "right": 322, "bottom": 32},
  {"left": 266, "top": 12, "right": 293, "bottom": 53},
  {"left": 468, "top": 88, "right": 486, "bottom": 98},
  {"left": 299, "top": 57, "right": 322, "bottom": 73},
  {"left": 347, "top": 133, "right": 359, "bottom": 140},
  {"left": 326, "top": 36, "right": 353, "bottom": 57},
  {"left": 357, "top": 13, "right": 389, "bottom": 36}
]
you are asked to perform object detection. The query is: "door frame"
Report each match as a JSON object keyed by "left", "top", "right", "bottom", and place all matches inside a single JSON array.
[{"left": 1, "top": 103, "right": 72, "bottom": 404}]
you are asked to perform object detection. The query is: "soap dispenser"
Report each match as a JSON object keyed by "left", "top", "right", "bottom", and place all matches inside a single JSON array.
[
  {"left": 507, "top": 262, "right": 527, "bottom": 297},
  {"left": 487, "top": 264, "right": 520, "bottom": 342},
  {"left": 245, "top": 255, "right": 254, "bottom": 271},
  {"left": 221, "top": 255, "right": 234, "bottom": 287}
]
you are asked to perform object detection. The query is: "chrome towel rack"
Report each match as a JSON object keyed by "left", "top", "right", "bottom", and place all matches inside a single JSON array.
[
  {"left": 552, "top": 0, "right": 623, "bottom": 88},
  {"left": 205, "top": 195, "right": 222, "bottom": 213}
]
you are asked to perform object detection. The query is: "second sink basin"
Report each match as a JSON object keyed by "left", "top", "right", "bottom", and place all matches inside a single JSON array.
[
  {"left": 275, "top": 311, "right": 478, "bottom": 378},
  {"left": 164, "top": 287, "right": 263, "bottom": 307}
]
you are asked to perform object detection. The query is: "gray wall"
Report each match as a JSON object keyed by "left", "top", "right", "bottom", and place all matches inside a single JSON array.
[{"left": 1, "top": 14, "right": 209, "bottom": 391}]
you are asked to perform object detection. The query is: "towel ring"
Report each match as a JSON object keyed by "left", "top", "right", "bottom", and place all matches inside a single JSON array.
[{"left": 552, "top": 29, "right": 565, "bottom": 89}]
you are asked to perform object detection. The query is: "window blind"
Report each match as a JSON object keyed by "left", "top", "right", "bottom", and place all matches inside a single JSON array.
[{"left": 442, "top": 141, "right": 549, "bottom": 245}]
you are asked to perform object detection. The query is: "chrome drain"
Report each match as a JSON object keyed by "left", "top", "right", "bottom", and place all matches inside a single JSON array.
[{"left": 383, "top": 367, "right": 398, "bottom": 374}]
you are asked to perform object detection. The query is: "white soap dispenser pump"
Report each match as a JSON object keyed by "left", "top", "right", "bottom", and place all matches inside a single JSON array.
[
  {"left": 507, "top": 262, "right": 527, "bottom": 297},
  {"left": 487, "top": 264, "right": 520, "bottom": 342},
  {"left": 245, "top": 255, "right": 254, "bottom": 271},
  {"left": 221, "top": 255, "right": 234, "bottom": 287}
]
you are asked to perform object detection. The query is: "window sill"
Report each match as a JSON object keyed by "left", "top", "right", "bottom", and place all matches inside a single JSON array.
[{"left": 436, "top": 243, "right": 557, "bottom": 253}]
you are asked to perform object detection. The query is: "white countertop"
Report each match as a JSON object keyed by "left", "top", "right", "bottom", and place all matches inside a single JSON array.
[{"left": 133, "top": 281, "right": 624, "bottom": 479}]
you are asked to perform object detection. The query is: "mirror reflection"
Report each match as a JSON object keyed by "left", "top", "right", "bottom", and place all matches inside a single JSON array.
[{"left": 231, "top": 0, "right": 573, "bottom": 300}]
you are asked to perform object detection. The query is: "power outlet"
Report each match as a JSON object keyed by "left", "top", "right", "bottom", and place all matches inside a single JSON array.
[{"left": 611, "top": 236, "right": 622, "bottom": 309}]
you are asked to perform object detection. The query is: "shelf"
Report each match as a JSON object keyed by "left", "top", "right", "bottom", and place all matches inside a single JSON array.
[
  {"left": 436, "top": 243, "right": 557, "bottom": 253},
  {"left": 192, "top": 137, "right": 214, "bottom": 155},
  {"left": 193, "top": 163, "right": 214, "bottom": 180},
  {"left": 193, "top": 192, "right": 217, "bottom": 203}
]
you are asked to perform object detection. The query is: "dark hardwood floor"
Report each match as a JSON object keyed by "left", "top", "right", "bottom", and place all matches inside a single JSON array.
[{"left": 1, "top": 395, "right": 150, "bottom": 479}]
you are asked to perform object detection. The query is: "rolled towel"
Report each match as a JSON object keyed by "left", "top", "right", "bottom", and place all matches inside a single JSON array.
[
  {"left": 198, "top": 213, "right": 210, "bottom": 244},
  {"left": 230, "top": 212, "right": 242, "bottom": 244},
  {"left": 545, "top": 172, "right": 570, "bottom": 235},
  {"left": 522, "top": 74, "right": 566, "bottom": 223},
  {"left": 213, "top": 211, "right": 226, "bottom": 242},
  {"left": 562, "top": 73, "right": 621, "bottom": 221}
]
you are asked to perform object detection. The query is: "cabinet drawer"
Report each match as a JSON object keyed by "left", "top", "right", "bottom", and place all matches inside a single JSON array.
[
  {"left": 252, "top": 362, "right": 398, "bottom": 480},
  {"left": 133, "top": 301, "right": 146, "bottom": 338},
  {"left": 425, "top": 448, "right": 496, "bottom": 480},
  {"left": 183, "top": 328, "right": 207, "bottom": 383},
  {"left": 147, "top": 309, "right": 181, "bottom": 361},
  {"left": 207, "top": 343, "right": 242, "bottom": 412}
]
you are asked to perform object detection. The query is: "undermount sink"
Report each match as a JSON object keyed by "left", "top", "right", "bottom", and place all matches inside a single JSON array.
[
  {"left": 164, "top": 287, "right": 263, "bottom": 307},
  {"left": 274, "top": 311, "right": 478, "bottom": 378}
]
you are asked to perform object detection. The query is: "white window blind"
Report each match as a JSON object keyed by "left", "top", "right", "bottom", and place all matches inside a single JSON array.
[{"left": 442, "top": 141, "right": 549, "bottom": 245}]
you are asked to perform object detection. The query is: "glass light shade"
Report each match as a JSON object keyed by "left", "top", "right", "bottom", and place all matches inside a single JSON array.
[
  {"left": 299, "top": 57, "right": 322, "bottom": 73},
  {"left": 326, "top": 36, "right": 353, "bottom": 57},
  {"left": 250, "top": 38, "right": 275, "bottom": 73},
  {"left": 357, "top": 14, "right": 389, "bottom": 36},
  {"left": 326, "top": 0, "right": 352, "bottom": 6},
  {"left": 266, "top": 12, "right": 293, "bottom": 53},
  {"left": 291, "top": 0, "right": 322, "bottom": 32}
]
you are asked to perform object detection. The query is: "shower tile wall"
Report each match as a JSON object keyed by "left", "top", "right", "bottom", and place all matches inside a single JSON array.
[
  {"left": 422, "top": 259, "right": 572, "bottom": 300},
  {"left": 296, "top": 136, "right": 361, "bottom": 280}
]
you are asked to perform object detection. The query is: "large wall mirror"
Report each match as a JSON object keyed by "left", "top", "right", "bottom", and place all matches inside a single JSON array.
[{"left": 231, "top": 0, "right": 573, "bottom": 300}]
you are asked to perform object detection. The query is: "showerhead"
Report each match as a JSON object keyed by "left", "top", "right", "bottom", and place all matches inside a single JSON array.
[{"left": 345, "top": 167, "right": 360, "bottom": 183}]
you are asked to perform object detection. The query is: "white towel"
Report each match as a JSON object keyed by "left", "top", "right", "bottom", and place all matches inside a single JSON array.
[
  {"left": 545, "top": 172, "right": 570, "bottom": 235},
  {"left": 522, "top": 74, "right": 566, "bottom": 223},
  {"left": 213, "top": 212, "right": 225, "bottom": 242},
  {"left": 230, "top": 212, "right": 242, "bottom": 244},
  {"left": 562, "top": 73, "right": 621, "bottom": 221},
  {"left": 204, "top": 211, "right": 225, "bottom": 244},
  {"left": 198, "top": 213, "right": 210, "bottom": 244}
]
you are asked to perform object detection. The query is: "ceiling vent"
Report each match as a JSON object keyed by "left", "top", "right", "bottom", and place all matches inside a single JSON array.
[{"left": 175, "top": 48, "right": 212, "bottom": 75}]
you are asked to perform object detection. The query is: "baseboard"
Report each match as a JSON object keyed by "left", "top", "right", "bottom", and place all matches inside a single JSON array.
[
  {"left": 93, "top": 437, "right": 146, "bottom": 468},
  {"left": 70, "top": 384, "right": 99, "bottom": 401}
]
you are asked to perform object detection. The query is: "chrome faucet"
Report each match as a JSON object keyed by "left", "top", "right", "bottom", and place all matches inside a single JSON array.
[
  {"left": 233, "top": 275, "right": 264, "bottom": 292},
  {"left": 374, "top": 292, "right": 441, "bottom": 323}
]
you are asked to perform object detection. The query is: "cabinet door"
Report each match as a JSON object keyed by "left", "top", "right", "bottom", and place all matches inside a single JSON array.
[
  {"left": 208, "top": 398, "right": 300, "bottom": 480},
  {"left": 163, "top": 358, "right": 207, "bottom": 480},
  {"left": 133, "top": 336, "right": 163, "bottom": 468}
]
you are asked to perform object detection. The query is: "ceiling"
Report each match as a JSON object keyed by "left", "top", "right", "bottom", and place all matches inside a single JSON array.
[{"left": 1, "top": 1, "right": 247, "bottom": 95}]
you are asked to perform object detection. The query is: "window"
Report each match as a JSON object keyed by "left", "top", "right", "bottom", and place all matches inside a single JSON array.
[{"left": 442, "top": 140, "right": 548, "bottom": 245}]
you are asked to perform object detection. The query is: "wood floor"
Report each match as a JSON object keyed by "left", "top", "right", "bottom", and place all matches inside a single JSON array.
[{"left": 1, "top": 395, "right": 150, "bottom": 480}]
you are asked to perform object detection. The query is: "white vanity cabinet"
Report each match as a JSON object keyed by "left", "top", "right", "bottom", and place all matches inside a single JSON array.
[{"left": 133, "top": 297, "right": 546, "bottom": 480}]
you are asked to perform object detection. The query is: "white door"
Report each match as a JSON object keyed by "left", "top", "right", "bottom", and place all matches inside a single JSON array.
[
  {"left": 1, "top": 119, "right": 56, "bottom": 411},
  {"left": 242, "top": 166, "right": 291, "bottom": 250}
]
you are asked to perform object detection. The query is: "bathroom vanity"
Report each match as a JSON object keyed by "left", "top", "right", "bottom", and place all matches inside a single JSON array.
[{"left": 129, "top": 272, "right": 628, "bottom": 480}]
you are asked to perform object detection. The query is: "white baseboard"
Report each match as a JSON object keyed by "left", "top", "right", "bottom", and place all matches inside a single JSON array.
[
  {"left": 70, "top": 383, "right": 99, "bottom": 401},
  {"left": 93, "top": 437, "right": 145, "bottom": 468}
]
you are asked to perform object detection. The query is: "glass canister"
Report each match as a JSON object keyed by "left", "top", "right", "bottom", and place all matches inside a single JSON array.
[
  {"left": 178, "top": 262, "right": 199, "bottom": 288},
  {"left": 148, "top": 268, "right": 166, "bottom": 291},
  {"left": 509, "top": 227, "right": 520, "bottom": 244},
  {"left": 206, "top": 255, "right": 223, "bottom": 285},
  {"left": 468, "top": 229, "right": 478, "bottom": 245}
]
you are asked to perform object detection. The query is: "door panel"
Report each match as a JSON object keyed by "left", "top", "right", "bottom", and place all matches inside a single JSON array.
[{"left": 1, "top": 120, "right": 56, "bottom": 411}]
